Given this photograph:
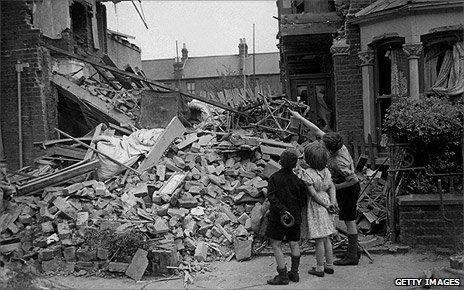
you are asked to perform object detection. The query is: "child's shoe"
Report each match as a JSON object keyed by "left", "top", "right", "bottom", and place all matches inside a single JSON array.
[
  {"left": 267, "top": 266, "right": 290, "bottom": 285},
  {"left": 324, "top": 267, "right": 334, "bottom": 274},
  {"left": 308, "top": 267, "right": 324, "bottom": 277},
  {"left": 288, "top": 255, "right": 300, "bottom": 282}
]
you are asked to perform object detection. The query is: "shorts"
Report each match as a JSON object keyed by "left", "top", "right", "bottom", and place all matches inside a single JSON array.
[
  {"left": 266, "top": 218, "right": 301, "bottom": 242},
  {"left": 336, "top": 182, "right": 360, "bottom": 221}
]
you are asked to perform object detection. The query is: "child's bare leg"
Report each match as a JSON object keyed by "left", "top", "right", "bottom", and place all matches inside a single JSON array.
[
  {"left": 314, "top": 238, "right": 325, "bottom": 271},
  {"left": 324, "top": 237, "right": 334, "bottom": 269},
  {"left": 271, "top": 239, "right": 286, "bottom": 269},
  {"left": 289, "top": 241, "right": 300, "bottom": 257}
]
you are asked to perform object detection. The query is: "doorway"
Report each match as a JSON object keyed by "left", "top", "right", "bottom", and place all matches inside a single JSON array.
[{"left": 291, "top": 77, "right": 334, "bottom": 131}]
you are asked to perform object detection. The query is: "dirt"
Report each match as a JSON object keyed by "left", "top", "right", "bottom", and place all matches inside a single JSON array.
[{"left": 33, "top": 251, "right": 450, "bottom": 289}]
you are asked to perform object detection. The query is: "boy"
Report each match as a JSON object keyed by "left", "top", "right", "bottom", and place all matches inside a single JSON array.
[{"left": 266, "top": 148, "right": 309, "bottom": 285}]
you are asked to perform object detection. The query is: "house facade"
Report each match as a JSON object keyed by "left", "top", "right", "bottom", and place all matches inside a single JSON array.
[{"left": 142, "top": 40, "right": 282, "bottom": 97}]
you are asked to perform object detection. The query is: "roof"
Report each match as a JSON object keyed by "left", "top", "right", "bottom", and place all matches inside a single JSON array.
[
  {"left": 355, "top": 0, "right": 464, "bottom": 18},
  {"left": 142, "top": 52, "right": 280, "bottom": 81}
]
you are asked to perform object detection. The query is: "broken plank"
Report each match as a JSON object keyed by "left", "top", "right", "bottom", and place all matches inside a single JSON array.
[
  {"left": 51, "top": 146, "right": 86, "bottom": 160},
  {"left": 84, "top": 123, "right": 103, "bottom": 160},
  {"left": 138, "top": 116, "right": 186, "bottom": 173},
  {"left": 176, "top": 133, "right": 198, "bottom": 150},
  {"left": 34, "top": 137, "right": 93, "bottom": 147},
  {"left": 243, "top": 137, "right": 294, "bottom": 148},
  {"left": 16, "top": 160, "right": 100, "bottom": 196}
]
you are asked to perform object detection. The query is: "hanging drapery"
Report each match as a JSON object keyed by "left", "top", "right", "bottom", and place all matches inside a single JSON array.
[
  {"left": 432, "top": 42, "right": 464, "bottom": 96},
  {"left": 389, "top": 49, "right": 408, "bottom": 96}
]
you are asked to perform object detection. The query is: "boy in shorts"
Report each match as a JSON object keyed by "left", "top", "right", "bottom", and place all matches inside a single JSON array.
[{"left": 266, "top": 148, "right": 309, "bottom": 285}]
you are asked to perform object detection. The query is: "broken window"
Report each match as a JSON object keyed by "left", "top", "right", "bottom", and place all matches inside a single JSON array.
[
  {"left": 187, "top": 82, "right": 196, "bottom": 94},
  {"left": 292, "top": 0, "right": 305, "bottom": 13},
  {"left": 424, "top": 39, "right": 464, "bottom": 96}
]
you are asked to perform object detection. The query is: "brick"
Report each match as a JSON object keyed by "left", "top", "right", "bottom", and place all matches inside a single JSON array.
[
  {"left": 108, "top": 262, "right": 129, "bottom": 273},
  {"left": 178, "top": 197, "right": 198, "bottom": 209},
  {"left": 154, "top": 217, "right": 169, "bottom": 234},
  {"left": 57, "top": 221, "right": 72, "bottom": 239},
  {"left": 76, "top": 248, "right": 96, "bottom": 262},
  {"left": 234, "top": 237, "right": 252, "bottom": 261},
  {"left": 42, "top": 258, "right": 62, "bottom": 273},
  {"left": 262, "top": 160, "right": 281, "bottom": 179},
  {"left": 237, "top": 213, "right": 250, "bottom": 225},
  {"left": 194, "top": 241, "right": 208, "bottom": 262},
  {"left": 63, "top": 246, "right": 76, "bottom": 261},
  {"left": 41, "top": 221, "right": 54, "bottom": 233},
  {"left": 65, "top": 183, "right": 83, "bottom": 194},
  {"left": 76, "top": 211, "right": 89, "bottom": 226},
  {"left": 38, "top": 246, "right": 61, "bottom": 261},
  {"left": 125, "top": 248, "right": 148, "bottom": 281},
  {"left": 97, "top": 248, "right": 109, "bottom": 260}
]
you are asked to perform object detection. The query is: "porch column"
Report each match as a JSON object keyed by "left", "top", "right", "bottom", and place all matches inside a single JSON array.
[
  {"left": 402, "top": 43, "right": 423, "bottom": 100},
  {"left": 358, "top": 50, "right": 376, "bottom": 142}
]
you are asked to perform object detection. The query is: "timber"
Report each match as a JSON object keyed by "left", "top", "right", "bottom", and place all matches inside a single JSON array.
[
  {"left": 16, "top": 160, "right": 100, "bottom": 195},
  {"left": 44, "top": 44, "right": 244, "bottom": 115}
]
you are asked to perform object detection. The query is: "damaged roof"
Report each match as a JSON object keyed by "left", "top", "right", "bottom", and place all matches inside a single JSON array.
[
  {"left": 355, "top": 0, "right": 464, "bottom": 18},
  {"left": 142, "top": 52, "right": 280, "bottom": 81}
]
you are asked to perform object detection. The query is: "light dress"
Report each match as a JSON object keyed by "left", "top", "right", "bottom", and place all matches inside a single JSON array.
[{"left": 300, "top": 168, "right": 336, "bottom": 239}]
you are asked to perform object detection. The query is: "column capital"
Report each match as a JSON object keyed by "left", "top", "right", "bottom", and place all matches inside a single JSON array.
[
  {"left": 402, "top": 43, "right": 423, "bottom": 59},
  {"left": 331, "top": 38, "right": 350, "bottom": 56},
  {"left": 358, "top": 50, "right": 375, "bottom": 66}
]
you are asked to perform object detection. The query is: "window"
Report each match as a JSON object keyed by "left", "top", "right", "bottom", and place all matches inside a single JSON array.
[{"left": 187, "top": 82, "right": 195, "bottom": 94}]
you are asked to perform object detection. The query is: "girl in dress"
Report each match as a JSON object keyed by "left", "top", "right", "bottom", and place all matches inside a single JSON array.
[{"left": 300, "top": 141, "right": 339, "bottom": 277}]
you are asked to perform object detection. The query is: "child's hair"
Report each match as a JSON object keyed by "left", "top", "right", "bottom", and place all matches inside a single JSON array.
[
  {"left": 322, "top": 132, "right": 343, "bottom": 152},
  {"left": 304, "top": 141, "right": 328, "bottom": 171},
  {"left": 279, "top": 148, "right": 299, "bottom": 169}
]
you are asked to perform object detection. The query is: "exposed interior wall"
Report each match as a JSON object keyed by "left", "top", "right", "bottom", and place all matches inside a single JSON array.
[
  {"left": 106, "top": 34, "right": 142, "bottom": 70},
  {"left": 0, "top": 1, "right": 57, "bottom": 170}
]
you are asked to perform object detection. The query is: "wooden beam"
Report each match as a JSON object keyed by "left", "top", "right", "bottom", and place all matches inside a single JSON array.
[
  {"left": 44, "top": 44, "right": 244, "bottom": 115},
  {"left": 16, "top": 160, "right": 100, "bottom": 195},
  {"left": 84, "top": 123, "right": 103, "bottom": 160},
  {"left": 138, "top": 116, "right": 186, "bottom": 173}
]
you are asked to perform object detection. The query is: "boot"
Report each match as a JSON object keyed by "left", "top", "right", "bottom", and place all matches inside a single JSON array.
[
  {"left": 288, "top": 256, "right": 300, "bottom": 282},
  {"left": 267, "top": 266, "right": 289, "bottom": 285},
  {"left": 335, "top": 247, "right": 362, "bottom": 259},
  {"left": 334, "top": 234, "right": 359, "bottom": 266}
]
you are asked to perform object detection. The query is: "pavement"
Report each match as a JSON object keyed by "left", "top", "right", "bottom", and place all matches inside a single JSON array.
[{"left": 35, "top": 251, "right": 451, "bottom": 289}]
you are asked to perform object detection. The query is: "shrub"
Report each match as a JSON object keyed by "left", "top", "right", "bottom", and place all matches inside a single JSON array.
[{"left": 384, "top": 96, "right": 463, "bottom": 145}]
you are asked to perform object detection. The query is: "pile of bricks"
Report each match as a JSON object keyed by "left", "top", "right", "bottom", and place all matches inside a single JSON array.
[{"left": 0, "top": 128, "right": 291, "bottom": 281}]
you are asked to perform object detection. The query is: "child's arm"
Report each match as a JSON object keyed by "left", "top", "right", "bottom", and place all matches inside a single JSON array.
[
  {"left": 307, "top": 184, "right": 330, "bottom": 209},
  {"left": 289, "top": 109, "right": 325, "bottom": 138},
  {"left": 327, "top": 180, "right": 340, "bottom": 213}
]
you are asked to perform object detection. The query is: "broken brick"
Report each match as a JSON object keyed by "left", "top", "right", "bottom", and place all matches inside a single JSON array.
[
  {"left": 194, "top": 241, "right": 208, "bottom": 262},
  {"left": 108, "top": 262, "right": 129, "bottom": 273},
  {"left": 125, "top": 248, "right": 148, "bottom": 281}
]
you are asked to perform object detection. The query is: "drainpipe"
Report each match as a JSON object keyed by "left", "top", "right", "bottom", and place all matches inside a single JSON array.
[{"left": 15, "top": 61, "right": 29, "bottom": 169}]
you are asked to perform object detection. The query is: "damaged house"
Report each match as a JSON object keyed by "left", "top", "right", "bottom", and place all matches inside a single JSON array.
[{"left": 0, "top": 0, "right": 144, "bottom": 170}]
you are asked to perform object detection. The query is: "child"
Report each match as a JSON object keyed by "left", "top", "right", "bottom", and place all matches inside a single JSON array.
[
  {"left": 300, "top": 141, "right": 338, "bottom": 277},
  {"left": 266, "top": 148, "right": 309, "bottom": 285},
  {"left": 290, "top": 109, "right": 361, "bottom": 265}
]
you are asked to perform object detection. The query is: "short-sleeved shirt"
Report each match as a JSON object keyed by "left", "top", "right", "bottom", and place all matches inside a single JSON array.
[{"left": 327, "top": 145, "right": 358, "bottom": 184}]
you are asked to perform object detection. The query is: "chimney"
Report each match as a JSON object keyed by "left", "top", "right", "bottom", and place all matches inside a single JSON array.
[
  {"left": 238, "top": 38, "right": 248, "bottom": 58},
  {"left": 181, "top": 43, "right": 188, "bottom": 62}
]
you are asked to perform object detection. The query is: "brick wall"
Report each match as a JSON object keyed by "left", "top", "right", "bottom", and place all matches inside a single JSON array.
[
  {"left": 331, "top": 0, "right": 375, "bottom": 139},
  {"left": 398, "top": 201, "right": 463, "bottom": 248},
  {"left": 0, "top": 1, "right": 57, "bottom": 170}
]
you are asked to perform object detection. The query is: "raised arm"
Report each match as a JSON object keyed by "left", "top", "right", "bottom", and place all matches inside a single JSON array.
[{"left": 288, "top": 109, "right": 325, "bottom": 138}]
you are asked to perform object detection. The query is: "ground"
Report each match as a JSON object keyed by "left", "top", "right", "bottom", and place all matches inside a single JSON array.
[{"left": 34, "top": 251, "right": 451, "bottom": 289}]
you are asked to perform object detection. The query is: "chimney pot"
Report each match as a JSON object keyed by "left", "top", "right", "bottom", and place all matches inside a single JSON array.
[{"left": 181, "top": 43, "right": 188, "bottom": 61}]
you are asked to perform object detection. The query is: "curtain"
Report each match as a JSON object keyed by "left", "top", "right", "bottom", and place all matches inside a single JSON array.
[{"left": 432, "top": 42, "right": 464, "bottom": 96}]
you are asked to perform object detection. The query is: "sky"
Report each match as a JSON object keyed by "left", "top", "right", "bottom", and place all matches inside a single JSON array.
[{"left": 104, "top": 1, "right": 279, "bottom": 60}]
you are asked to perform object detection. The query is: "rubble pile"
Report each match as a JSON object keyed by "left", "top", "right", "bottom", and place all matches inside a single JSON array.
[{"left": 0, "top": 124, "right": 296, "bottom": 281}]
